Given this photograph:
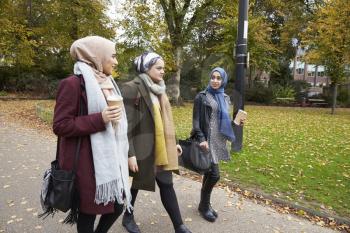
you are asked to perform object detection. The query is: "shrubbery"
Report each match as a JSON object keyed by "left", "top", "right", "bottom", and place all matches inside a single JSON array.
[{"left": 245, "top": 83, "right": 274, "bottom": 104}]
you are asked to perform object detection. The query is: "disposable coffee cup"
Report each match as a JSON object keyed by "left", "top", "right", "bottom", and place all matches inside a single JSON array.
[{"left": 107, "top": 95, "right": 123, "bottom": 128}]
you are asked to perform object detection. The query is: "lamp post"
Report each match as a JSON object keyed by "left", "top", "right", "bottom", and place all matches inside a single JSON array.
[{"left": 232, "top": 0, "right": 249, "bottom": 152}]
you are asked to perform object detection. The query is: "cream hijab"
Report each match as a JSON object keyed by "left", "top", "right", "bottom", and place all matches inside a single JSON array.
[
  {"left": 70, "top": 36, "right": 114, "bottom": 82},
  {"left": 70, "top": 35, "right": 116, "bottom": 97}
]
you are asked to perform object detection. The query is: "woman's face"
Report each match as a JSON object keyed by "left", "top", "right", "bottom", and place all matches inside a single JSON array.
[
  {"left": 147, "top": 59, "right": 165, "bottom": 83},
  {"left": 103, "top": 53, "right": 118, "bottom": 75},
  {"left": 210, "top": 71, "right": 222, "bottom": 90}
]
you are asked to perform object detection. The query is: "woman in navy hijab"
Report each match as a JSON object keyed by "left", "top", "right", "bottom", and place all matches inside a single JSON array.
[{"left": 191, "top": 67, "right": 240, "bottom": 222}]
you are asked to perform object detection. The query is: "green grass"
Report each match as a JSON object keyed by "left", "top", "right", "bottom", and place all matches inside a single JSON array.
[
  {"left": 35, "top": 101, "right": 54, "bottom": 124},
  {"left": 0, "top": 91, "right": 8, "bottom": 96},
  {"left": 172, "top": 104, "right": 350, "bottom": 218}
]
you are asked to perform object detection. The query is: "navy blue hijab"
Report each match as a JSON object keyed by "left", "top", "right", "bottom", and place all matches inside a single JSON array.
[{"left": 206, "top": 67, "right": 235, "bottom": 142}]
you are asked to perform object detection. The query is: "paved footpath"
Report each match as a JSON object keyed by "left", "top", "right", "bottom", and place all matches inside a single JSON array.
[{"left": 0, "top": 116, "right": 338, "bottom": 233}]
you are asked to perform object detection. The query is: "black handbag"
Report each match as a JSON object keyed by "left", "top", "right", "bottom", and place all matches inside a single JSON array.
[
  {"left": 45, "top": 137, "right": 81, "bottom": 213},
  {"left": 178, "top": 137, "right": 211, "bottom": 174},
  {"left": 39, "top": 93, "right": 83, "bottom": 224}
]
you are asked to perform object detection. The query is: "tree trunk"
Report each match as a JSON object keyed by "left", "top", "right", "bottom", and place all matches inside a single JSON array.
[
  {"left": 303, "top": 61, "right": 308, "bottom": 81},
  {"left": 314, "top": 65, "right": 318, "bottom": 87},
  {"left": 331, "top": 83, "right": 337, "bottom": 115},
  {"left": 293, "top": 52, "right": 297, "bottom": 80},
  {"left": 167, "top": 46, "right": 183, "bottom": 105},
  {"left": 248, "top": 65, "right": 253, "bottom": 88}
]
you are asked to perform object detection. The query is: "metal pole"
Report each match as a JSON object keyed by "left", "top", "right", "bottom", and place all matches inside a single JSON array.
[{"left": 232, "top": 0, "right": 248, "bottom": 152}]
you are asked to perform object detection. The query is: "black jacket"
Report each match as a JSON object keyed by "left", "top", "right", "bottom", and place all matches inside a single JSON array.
[{"left": 191, "top": 91, "right": 231, "bottom": 143}]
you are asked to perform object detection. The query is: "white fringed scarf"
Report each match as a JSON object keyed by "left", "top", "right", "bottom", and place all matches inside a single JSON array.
[
  {"left": 74, "top": 62, "right": 131, "bottom": 210},
  {"left": 70, "top": 36, "right": 131, "bottom": 210}
]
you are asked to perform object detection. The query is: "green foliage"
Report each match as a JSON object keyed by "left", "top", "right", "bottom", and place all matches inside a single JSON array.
[
  {"left": 337, "top": 87, "right": 350, "bottom": 107},
  {"left": 271, "top": 84, "right": 296, "bottom": 99},
  {"left": 245, "top": 83, "right": 274, "bottom": 104},
  {"left": 291, "top": 80, "right": 311, "bottom": 102},
  {"left": 116, "top": 1, "right": 174, "bottom": 78},
  {"left": 302, "top": 0, "right": 350, "bottom": 112},
  {"left": 0, "top": 0, "right": 116, "bottom": 93},
  {"left": 303, "top": 0, "right": 350, "bottom": 85}
]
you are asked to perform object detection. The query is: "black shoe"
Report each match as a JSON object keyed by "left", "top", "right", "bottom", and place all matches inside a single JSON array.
[
  {"left": 198, "top": 203, "right": 216, "bottom": 222},
  {"left": 122, "top": 214, "right": 141, "bottom": 233},
  {"left": 208, "top": 204, "right": 218, "bottom": 218},
  {"left": 175, "top": 224, "right": 192, "bottom": 233}
]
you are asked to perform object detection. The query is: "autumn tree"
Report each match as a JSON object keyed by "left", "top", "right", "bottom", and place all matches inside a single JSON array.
[
  {"left": 119, "top": 0, "right": 216, "bottom": 104},
  {"left": 116, "top": 1, "right": 173, "bottom": 80},
  {"left": 0, "top": 0, "right": 116, "bottom": 93},
  {"left": 209, "top": 0, "right": 280, "bottom": 87},
  {"left": 246, "top": 0, "right": 324, "bottom": 85},
  {"left": 303, "top": 0, "right": 350, "bottom": 114}
]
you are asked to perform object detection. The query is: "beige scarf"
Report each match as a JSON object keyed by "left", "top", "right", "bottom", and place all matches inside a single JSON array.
[{"left": 139, "top": 74, "right": 178, "bottom": 171}]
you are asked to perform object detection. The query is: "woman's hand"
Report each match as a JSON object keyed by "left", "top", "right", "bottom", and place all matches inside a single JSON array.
[
  {"left": 128, "top": 156, "right": 139, "bottom": 172},
  {"left": 240, "top": 118, "right": 246, "bottom": 126},
  {"left": 199, "top": 141, "right": 209, "bottom": 152},
  {"left": 176, "top": 145, "right": 183, "bottom": 156},
  {"left": 102, "top": 105, "right": 122, "bottom": 124}
]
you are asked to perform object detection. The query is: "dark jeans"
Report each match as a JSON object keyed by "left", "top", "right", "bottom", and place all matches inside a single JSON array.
[{"left": 77, "top": 202, "right": 124, "bottom": 233}]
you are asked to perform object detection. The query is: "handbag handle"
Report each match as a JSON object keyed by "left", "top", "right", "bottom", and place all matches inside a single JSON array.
[{"left": 55, "top": 76, "right": 84, "bottom": 174}]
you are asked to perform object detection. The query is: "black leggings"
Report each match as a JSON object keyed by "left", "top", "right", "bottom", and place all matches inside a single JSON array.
[
  {"left": 77, "top": 203, "right": 124, "bottom": 233},
  {"left": 126, "top": 174, "right": 183, "bottom": 229}
]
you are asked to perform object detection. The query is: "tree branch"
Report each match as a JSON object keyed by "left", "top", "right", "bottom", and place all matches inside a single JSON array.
[
  {"left": 184, "top": 0, "right": 214, "bottom": 38},
  {"left": 159, "top": 0, "right": 176, "bottom": 37}
]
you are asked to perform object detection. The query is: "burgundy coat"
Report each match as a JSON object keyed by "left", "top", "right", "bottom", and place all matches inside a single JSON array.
[{"left": 53, "top": 75, "right": 115, "bottom": 214}]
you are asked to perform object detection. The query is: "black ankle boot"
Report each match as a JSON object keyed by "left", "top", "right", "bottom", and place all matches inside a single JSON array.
[
  {"left": 209, "top": 204, "right": 218, "bottom": 218},
  {"left": 122, "top": 213, "right": 141, "bottom": 233},
  {"left": 198, "top": 201, "right": 216, "bottom": 222},
  {"left": 175, "top": 224, "right": 192, "bottom": 233}
]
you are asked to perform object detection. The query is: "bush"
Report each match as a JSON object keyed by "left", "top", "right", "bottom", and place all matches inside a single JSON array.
[
  {"left": 271, "top": 84, "right": 296, "bottom": 99},
  {"left": 0, "top": 91, "right": 8, "bottom": 96},
  {"left": 290, "top": 80, "right": 311, "bottom": 102},
  {"left": 321, "top": 85, "right": 350, "bottom": 107},
  {"left": 245, "top": 83, "right": 274, "bottom": 104},
  {"left": 337, "top": 86, "right": 350, "bottom": 107}
]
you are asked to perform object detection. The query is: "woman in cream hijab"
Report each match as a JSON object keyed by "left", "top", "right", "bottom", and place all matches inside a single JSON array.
[{"left": 53, "top": 36, "right": 131, "bottom": 233}]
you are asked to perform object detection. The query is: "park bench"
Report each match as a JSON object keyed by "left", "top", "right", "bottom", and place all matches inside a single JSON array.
[
  {"left": 275, "top": 97, "right": 296, "bottom": 105},
  {"left": 308, "top": 98, "right": 328, "bottom": 107}
]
